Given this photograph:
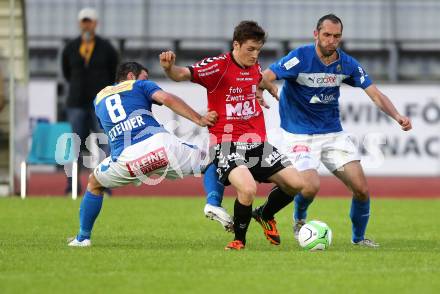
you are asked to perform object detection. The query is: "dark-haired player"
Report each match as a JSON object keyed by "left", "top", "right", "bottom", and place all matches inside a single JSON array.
[{"left": 160, "top": 21, "right": 304, "bottom": 250}]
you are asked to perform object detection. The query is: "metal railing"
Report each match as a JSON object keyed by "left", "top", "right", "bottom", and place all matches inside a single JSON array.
[{"left": 28, "top": 35, "right": 440, "bottom": 82}]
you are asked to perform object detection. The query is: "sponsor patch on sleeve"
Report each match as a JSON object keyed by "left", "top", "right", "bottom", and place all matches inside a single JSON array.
[{"left": 283, "top": 57, "right": 300, "bottom": 70}]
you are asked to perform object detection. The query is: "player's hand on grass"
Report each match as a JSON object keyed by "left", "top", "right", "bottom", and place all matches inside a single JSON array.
[
  {"left": 199, "top": 110, "right": 218, "bottom": 127},
  {"left": 396, "top": 114, "right": 412, "bottom": 131},
  {"left": 159, "top": 51, "right": 176, "bottom": 70}
]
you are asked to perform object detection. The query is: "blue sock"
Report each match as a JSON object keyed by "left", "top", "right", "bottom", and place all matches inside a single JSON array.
[
  {"left": 293, "top": 193, "right": 313, "bottom": 221},
  {"left": 203, "top": 163, "right": 224, "bottom": 207},
  {"left": 77, "top": 190, "right": 103, "bottom": 241},
  {"left": 350, "top": 197, "right": 370, "bottom": 243}
]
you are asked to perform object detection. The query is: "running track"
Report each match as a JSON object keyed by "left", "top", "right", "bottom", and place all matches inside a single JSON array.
[{"left": 25, "top": 172, "right": 439, "bottom": 198}]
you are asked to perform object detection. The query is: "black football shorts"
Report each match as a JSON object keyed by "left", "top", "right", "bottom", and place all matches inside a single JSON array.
[{"left": 212, "top": 141, "right": 292, "bottom": 185}]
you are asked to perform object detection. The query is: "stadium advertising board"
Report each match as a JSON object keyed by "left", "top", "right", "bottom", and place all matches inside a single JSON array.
[{"left": 153, "top": 82, "right": 440, "bottom": 176}]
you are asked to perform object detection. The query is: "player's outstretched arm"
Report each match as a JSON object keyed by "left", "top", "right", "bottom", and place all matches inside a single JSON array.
[
  {"left": 255, "top": 88, "right": 269, "bottom": 109},
  {"left": 259, "top": 78, "right": 278, "bottom": 99},
  {"left": 152, "top": 90, "right": 217, "bottom": 127},
  {"left": 159, "top": 51, "right": 192, "bottom": 82},
  {"left": 364, "top": 84, "right": 412, "bottom": 131},
  {"left": 260, "top": 69, "right": 278, "bottom": 99},
  {"left": 255, "top": 69, "right": 279, "bottom": 109},
  {"left": 262, "top": 68, "right": 277, "bottom": 83}
]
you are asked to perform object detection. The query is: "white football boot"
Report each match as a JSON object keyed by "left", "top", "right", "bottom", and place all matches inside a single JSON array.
[
  {"left": 204, "top": 204, "right": 234, "bottom": 232},
  {"left": 67, "top": 237, "right": 91, "bottom": 247},
  {"left": 352, "top": 238, "right": 379, "bottom": 248},
  {"left": 293, "top": 219, "right": 306, "bottom": 240}
]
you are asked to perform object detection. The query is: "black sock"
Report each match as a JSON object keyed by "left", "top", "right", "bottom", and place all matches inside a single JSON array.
[
  {"left": 261, "top": 186, "right": 294, "bottom": 220},
  {"left": 233, "top": 199, "right": 252, "bottom": 244}
]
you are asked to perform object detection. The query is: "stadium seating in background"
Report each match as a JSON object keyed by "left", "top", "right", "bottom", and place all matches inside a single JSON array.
[{"left": 21, "top": 122, "right": 78, "bottom": 199}]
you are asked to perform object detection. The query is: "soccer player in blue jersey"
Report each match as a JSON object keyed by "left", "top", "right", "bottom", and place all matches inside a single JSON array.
[
  {"left": 68, "top": 61, "right": 218, "bottom": 246},
  {"left": 253, "top": 14, "right": 412, "bottom": 247}
]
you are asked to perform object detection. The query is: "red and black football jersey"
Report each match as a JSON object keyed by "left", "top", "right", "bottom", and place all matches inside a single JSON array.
[{"left": 190, "top": 52, "right": 266, "bottom": 144}]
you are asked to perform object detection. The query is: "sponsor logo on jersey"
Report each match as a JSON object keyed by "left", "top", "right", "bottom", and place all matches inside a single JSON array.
[
  {"left": 95, "top": 80, "right": 135, "bottom": 105},
  {"left": 309, "top": 94, "right": 336, "bottom": 104},
  {"left": 236, "top": 77, "right": 254, "bottom": 81},
  {"left": 283, "top": 56, "right": 300, "bottom": 70},
  {"left": 234, "top": 142, "right": 262, "bottom": 150},
  {"left": 264, "top": 150, "right": 282, "bottom": 166},
  {"left": 227, "top": 152, "right": 244, "bottom": 162},
  {"left": 225, "top": 87, "right": 245, "bottom": 102},
  {"left": 358, "top": 66, "right": 367, "bottom": 84},
  {"left": 197, "top": 63, "right": 220, "bottom": 77},
  {"left": 225, "top": 94, "right": 245, "bottom": 102},
  {"left": 225, "top": 100, "right": 257, "bottom": 119},
  {"left": 336, "top": 64, "right": 342, "bottom": 72},
  {"left": 199, "top": 68, "right": 220, "bottom": 77},
  {"left": 309, "top": 95, "right": 322, "bottom": 104},
  {"left": 126, "top": 147, "right": 169, "bottom": 177},
  {"left": 225, "top": 86, "right": 259, "bottom": 119},
  {"left": 228, "top": 86, "right": 242, "bottom": 94},
  {"left": 297, "top": 73, "right": 348, "bottom": 88}
]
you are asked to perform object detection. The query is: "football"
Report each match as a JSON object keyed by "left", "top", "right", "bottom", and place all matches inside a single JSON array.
[{"left": 297, "top": 220, "right": 332, "bottom": 251}]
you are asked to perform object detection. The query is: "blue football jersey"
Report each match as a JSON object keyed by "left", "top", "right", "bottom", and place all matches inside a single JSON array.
[
  {"left": 94, "top": 80, "right": 167, "bottom": 160},
  {"left": 269, "top": 43, "right": 372, "bottom": 134}
]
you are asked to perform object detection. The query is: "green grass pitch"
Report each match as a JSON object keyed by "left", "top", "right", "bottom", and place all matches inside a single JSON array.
[{"left": 1, "top": 196, "right": 439, "bottom": 294}]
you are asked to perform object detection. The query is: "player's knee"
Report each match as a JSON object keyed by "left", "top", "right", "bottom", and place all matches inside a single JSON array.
[
  {"left": 236, "top": 184, "right": 257, "bottom": 204},
  {"left": 278, "top": 176, "right": 304, "bottom": 196},
  {"left": 240, "top": 185, "right": 257, "bottom": 198},
  {"left": 352, "top": 185, "right": 369, "bottom": 200},
  {"left": 87, "top": 173, "right": 104, "bottom": 195},
  {"left": 302, "top": 176, "right": 320, "bottom": 197}
]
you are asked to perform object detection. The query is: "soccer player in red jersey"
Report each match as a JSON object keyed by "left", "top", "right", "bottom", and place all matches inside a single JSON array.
[{"left": 160, "top": 21, "right": 304, "bottom": 250}]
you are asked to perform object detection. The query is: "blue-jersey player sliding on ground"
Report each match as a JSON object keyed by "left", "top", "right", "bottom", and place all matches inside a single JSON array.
[
  {"left": 68, "top": 61, "right": 218, "bottom": 246},
  {"left": 253, "top": 14, "right": 412, "bottom": 247}
]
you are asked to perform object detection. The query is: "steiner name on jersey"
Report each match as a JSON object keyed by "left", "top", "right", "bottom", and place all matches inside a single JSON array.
[
  {"left": 94, "top": 79, "right": 165, "bottom": 160},
  {"left": 108, "top": 115, "right": 146, "bottom": 142}
]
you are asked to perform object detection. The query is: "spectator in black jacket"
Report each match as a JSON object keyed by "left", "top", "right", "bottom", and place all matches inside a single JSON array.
[{"left": 62, "top": 7, "right": 119, "bottom": 194}]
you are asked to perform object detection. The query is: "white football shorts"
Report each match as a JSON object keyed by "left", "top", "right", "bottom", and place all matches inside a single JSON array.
[
  {"left": 280, "top": 130, "right": 360, "bottom": 172},
  {"left": 94, "top": 132, "right": 208, "bottom": 188}
]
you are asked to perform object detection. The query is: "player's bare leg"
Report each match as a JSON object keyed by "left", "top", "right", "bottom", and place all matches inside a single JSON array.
[
  {"left": 293, "top": 169, "right": 320, "bottom": 239},
  {"left": 253, "top": 167, "right": 303, "bottom": 245}
]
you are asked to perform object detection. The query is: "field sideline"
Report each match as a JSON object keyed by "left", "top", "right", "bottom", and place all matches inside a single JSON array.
[
  {"left": 26, "top": 172, "right": 440, "bottom": 197},
  {"left": 1, "top": 197, "right": 439, "bottom": 294}
]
